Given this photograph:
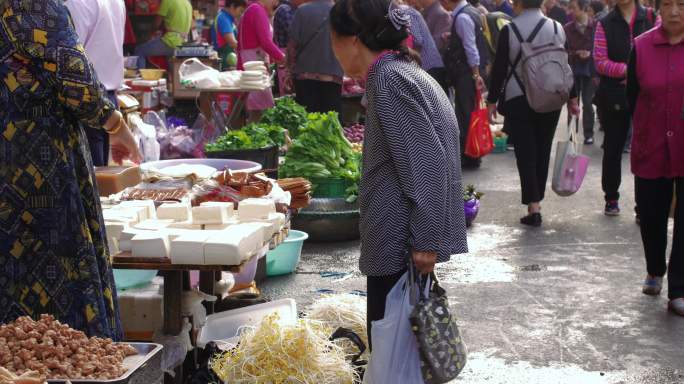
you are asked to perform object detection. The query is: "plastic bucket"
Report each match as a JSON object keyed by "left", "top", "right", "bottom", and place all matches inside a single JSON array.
[
  {"left": 113, "top": 269, "right": 157, "bottom": 290},
  {"left": 311, "top": 178, "right": 349, "bottom": 198},
  {"left": 206, "top": 146, "right": 279, "bottom": 178},
  {"left": 266, "top": 230, "right": 308, "bottom": 276},
  {"left": 231, "top": 254, "right": 259, "bottom": 286},
  {"left": 493, "top": 136, "right": 508, "bottom": 153}
]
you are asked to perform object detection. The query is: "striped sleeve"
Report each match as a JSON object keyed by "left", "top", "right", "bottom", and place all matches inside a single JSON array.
[
  {"left": 375, "top": 78, "right": 448, "bottom": 253},
  {"left": 593, "top": 22, "right": 627, "bottom": 78}
]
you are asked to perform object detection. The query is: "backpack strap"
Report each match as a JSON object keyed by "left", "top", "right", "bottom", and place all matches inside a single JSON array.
[{"left": 504, "top": 19, "right": 547, "bottom": 95}]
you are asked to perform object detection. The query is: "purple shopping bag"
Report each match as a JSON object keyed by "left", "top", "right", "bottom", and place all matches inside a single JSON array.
[{"left": 552, "top": 117, "right": 590, "bottom": 196}]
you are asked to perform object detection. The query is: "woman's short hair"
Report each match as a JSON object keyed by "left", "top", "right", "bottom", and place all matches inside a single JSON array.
[
  {"left": 589, "top": 0, "right": 605, "bottom": 13},
  {"left": 330, "top": 0, "right": 412, "bottom": 54},
  {"left": 226, "top": 0, "right": 247, "bottom": 7},
  {"left": 519, "top": 0, "right": 544, "bottom": 9}
]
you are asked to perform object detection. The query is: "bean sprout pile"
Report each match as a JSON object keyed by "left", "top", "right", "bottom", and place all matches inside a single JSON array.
[
  {"left": 210, "top": 313, "right": 357, "bottom": 383},
  {"left": 306, "top": 294, "right": 368, "bottom": 357}
]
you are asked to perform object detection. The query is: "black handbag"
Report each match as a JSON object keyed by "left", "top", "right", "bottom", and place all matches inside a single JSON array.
[{"left": 408, "top": 264, "right": 467, "bottom": 384}]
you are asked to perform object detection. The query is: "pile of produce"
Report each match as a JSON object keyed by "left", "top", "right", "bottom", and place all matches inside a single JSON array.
[
  {"left": 463, "top": 184, "right": 483, "bottom": 227},
  {"left": 210, "top": 313, "right": 357, "bottom": 384},
  {"left": 342, "top": 77, "right": 365, "bottom": 96},
  {"left": 0, "top": 368, "right": 43, "bottom": 384},
  {"left": 280, "top": 112, "right": 361, "bottom": 201},
  {"left": 260, "top": 97, "right": 309, "bottom": 138},
  {"left": 306, "top": 294, "right": 368, "bottom": 357},
  {"left": 204, "top": 123, "right": 286, "bottom": 152},
  {"left": 277, "top": 178, "right": 313, "bottom": 209},
  {"left": 343, "top": 123, "right": 364, "bottom": 144},
  {"left": 0, "top": 315, "right": 137, "bottom": 380}
]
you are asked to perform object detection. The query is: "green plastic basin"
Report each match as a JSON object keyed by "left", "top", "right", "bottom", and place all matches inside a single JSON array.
[{"left": 266, "top": 230, "right": 309, "bottom": 276}]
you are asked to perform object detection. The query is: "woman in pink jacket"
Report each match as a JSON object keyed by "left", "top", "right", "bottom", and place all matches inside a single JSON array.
[
  {"left": 238, "top": 0, "right": 286, "bottom": 119},
  {"left": 626, "top": 0, "right": 684, "bottom": 316}
]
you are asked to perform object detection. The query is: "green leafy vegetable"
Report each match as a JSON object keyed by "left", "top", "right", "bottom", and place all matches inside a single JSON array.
[
  {"left": 463, "top": 185, "right": 484, "bottom": 201},
  {"left": 260, "top": 97, "right": 309, "bottom": 138},
  {"left": 205, "top": 123, "right": 286, "bottom": 152},
  {"left": 280, "top": 112, "right": 360, "bottom": 200}
]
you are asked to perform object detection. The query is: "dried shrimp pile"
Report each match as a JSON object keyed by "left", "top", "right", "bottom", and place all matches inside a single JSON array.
[
  {"left": 210, "top": 313, "right": 356, "bottom": 383},
  {"left": 0, "top": 315, "right": 137, "bottom": 380}
]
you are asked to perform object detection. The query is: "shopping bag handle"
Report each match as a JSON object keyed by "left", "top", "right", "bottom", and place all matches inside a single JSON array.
[{"left": 329, "top": 327, "right": 367, "bottom": 365}]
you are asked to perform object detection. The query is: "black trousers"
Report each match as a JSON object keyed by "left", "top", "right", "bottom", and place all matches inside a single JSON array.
[
  {"left": 366, "top": 269, "right": 406, "bottom": 351},
  {"left": 453, "top": 74, "right": 480, "bottom": 166},
  {"left": 294, "top": 79, "right": 342, "bottom": 114},
  {"left": 599, "top": 107, "right": 631, "bottom": 202},
  {"left": 635, "top": 176, "right": 684, "bottom": 299},
  {"left": 427, "top": 67, "right": 449, "bottom": 96},
  {"left": 505, "top": 97, "right": 561, "bottom": 205},
  {"left": 571, "top": 75, "right": 596, "bottom": 139}
]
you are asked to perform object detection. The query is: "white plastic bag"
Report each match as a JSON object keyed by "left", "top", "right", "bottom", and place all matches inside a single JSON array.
[
  {"left": 179, "top": 58, "right": 221, "bottom": 89},
  {"left": 128, "top": 113, "right": 160, "bottom": 162},
  {"left": 364, "top": 272, "right": 424, "bottom": 384}
]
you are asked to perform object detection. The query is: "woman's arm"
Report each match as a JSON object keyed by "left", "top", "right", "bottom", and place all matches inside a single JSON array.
[
  {"left": 254, "top": 6, "right": 285, "bottom": 62},
  {"left": 376, "top": 79, "right": 449, "bottom": 254},
  {"left": 486, "top": 25, "right": 510, "bottom": 105},
  {"left": 626, "top": 48, "right": 640, "bottom": 117},
  {"left": 11, "top": 0, "right": 116, "bottom": 128},
  {"left": 593, "top": 22, "right": 627, "bottom": 78}
]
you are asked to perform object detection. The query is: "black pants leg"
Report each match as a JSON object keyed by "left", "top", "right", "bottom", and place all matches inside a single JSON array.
[
  {"left": 600, "top": 107, "right": 630, "bottom": 202},
  {"left": 294, "top": 79, "right": 342, "bottom": 114},
  {"left": 506, "top": 97, "right": 561, "bottom": 205},
  {"left": 427, "top": 67, "right": 449, "bottom": 96},
  {"left": 578, "top": 76, "right": 596, "bottom": 138},
  {"left": 366, "top": 269, "right": 406, "bottom": 351},
  {"left": 635, "top": 177, "right": 684, "bottom": 299},
  {"left": 453, "top": 75, "right": 479, "bottom": 165}
]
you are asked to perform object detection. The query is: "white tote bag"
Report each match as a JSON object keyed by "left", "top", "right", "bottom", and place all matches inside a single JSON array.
[
  {"left": 552, "top": 116, "right": 590, "bottom": 196},
  {"left": 364, "top": 272, "right": 424, "bottom": 384}
]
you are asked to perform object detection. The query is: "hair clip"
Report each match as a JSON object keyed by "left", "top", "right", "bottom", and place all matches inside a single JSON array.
[{"left": 387, "top": 1, "right": 411, "bottom": 31}]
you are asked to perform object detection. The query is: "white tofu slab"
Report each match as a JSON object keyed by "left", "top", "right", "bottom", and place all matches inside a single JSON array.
[
  {"left": 167, "top": 221, "right": 203, "bottom": 230},
  {"left": 192, "top": 205, "right": 229, "bottom": 225},
  {"left": 134, "top": 219, "right": 174, "bottom": 231},
  {"left": 170, "top": 231, "right": 214, "bottom": 265},
  {"left": 238, "top": 198, "right": 275, "bottom": 221},
  {"left": 157, "top": 202, "right": 192, "bottom": 222},
  {"left": 204, "top": 225, "right": 263, "bottom": 265},
  {"left": 118, "top": 200, "right": 157, "bottom": 220},
  {"left": 239, "top": 222, "right": 274, "bottom": 243},
  {"left": 132, "top": 232, "right": 170, "bottom": 258}
]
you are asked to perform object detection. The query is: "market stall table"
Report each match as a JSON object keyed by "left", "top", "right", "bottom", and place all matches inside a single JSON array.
[
  {"left": 194, "top": 84, "right": 270, "bottom": 130},
  {"left": 111, "top": 226, "right": 288, "bottom": 336}
]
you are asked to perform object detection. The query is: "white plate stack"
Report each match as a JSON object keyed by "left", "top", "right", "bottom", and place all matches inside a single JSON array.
[{"left": 240, "top": 61, "right": 270, "bottom": 90}]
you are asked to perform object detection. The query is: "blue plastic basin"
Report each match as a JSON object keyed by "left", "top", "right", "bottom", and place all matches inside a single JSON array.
[
  {"left": 113, "top": 269, "right": 157, "bottom": 290},
  {"left": 266, "top": 230, "right": 308, "bottom": 276}
]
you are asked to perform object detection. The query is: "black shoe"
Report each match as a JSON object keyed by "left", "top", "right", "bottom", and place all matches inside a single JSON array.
[
  {"left": 462, "top": 157, "right": 482, "bottom": 169},
  {"left": 584, "top": 137, "right": 594, "bottom": 145},
  {"left": 520, "top": 213, "right": 542, "bottom": 227}
]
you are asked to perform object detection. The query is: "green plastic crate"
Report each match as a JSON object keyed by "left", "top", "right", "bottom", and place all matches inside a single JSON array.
[{"left": 493, "top": 136, "right": 508, "bottom": 153}]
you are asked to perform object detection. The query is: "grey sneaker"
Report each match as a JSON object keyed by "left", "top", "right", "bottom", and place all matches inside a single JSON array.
[
  {"left": 642, "top": 275, "right": 663, "bottom": 296},
  {"left": 668, "top": 298, "right": 684, "bottom": 316}
]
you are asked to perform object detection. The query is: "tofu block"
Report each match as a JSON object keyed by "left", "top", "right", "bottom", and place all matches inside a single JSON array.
[
  {"left": 157, "top": 202, "right": 191, "bottom": 222},
  {"left": 204, "top": 223, "right": 232, "bottom": 230},
  {"left": 105, "top": 221, "right": 127, "bottom": 240},
  {"left": 240, "top": 222, "right": 275, "bottom": 243},
  {"left": 132, "top": 232, "right": 170, "bottom": 258},
  {"left": 119, "top": 227, "right": 152, "bottom": 252},
  {"left": 238, "top": 198, "right": 276, "bottom": 221},
  {"left": 192, "top": 205, "right": 229, "bottom": 225},
  {"left": 200, "top": 201, "right": 234, "bottom": 213},
  {"left": 167, "top": 221, "right": 203, "bottom": 230},
  {"left": 118, "top": 200, "right": 157, "bottom": 220},
  {"left": 102, "top": 209, "right": 140, "bottom": 226},
  {"left": 204, "top": 224, "right": 263, "bottom": 265},
  {"left": 134, "top": 219, "right": 174, "bottom": 231},
  {"left": 165, "top": 228, "right": 194, "bottom": 241},
  {"left": 170, "top": 231, "right": 214, "bottom": 265}
]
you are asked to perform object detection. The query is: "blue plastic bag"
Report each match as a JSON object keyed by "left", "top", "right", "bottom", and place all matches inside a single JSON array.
[{"left": 364, "top": 272, "right": 424, "bottom": 384}]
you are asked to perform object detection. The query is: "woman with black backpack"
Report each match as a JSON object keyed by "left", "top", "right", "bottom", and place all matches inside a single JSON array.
[{"left": 593, "top": 0, "right": 656, "bottom": 217}]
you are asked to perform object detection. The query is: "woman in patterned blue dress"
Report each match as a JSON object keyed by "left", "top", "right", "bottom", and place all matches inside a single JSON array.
[{"left": 0, "top": 0, "right": 140, "bottom": 339}]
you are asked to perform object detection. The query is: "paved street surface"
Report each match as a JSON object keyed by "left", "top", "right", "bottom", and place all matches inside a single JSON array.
[{"left": 261, "top": 122, "right": 684, "bottom": 384}]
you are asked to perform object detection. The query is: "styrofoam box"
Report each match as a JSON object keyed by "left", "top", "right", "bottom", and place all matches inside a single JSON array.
[{"left": 197, "top": 299, "right": 297, "bottom": 348}]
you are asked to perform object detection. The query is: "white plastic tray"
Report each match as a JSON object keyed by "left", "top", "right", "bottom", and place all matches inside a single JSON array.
[{"left": 197, "top": 298, "right": 297, "bottom": 348}]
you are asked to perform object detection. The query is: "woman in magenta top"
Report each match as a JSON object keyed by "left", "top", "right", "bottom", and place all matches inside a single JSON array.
[
  {"left": 626, "top": 0, "right": 684, "bottom": 316},
  {"left": 238, "top": 0, "right": 286, "bottom": 117}
]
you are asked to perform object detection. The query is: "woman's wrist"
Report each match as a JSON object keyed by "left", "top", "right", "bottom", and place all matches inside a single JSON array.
[{"left": 104, "top": 111, "right": 124, "bottom": 135}]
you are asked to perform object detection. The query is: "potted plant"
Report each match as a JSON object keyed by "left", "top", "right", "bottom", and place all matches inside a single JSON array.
[{"left": 463, "top": 185, "right": 484, "bottom": 227}]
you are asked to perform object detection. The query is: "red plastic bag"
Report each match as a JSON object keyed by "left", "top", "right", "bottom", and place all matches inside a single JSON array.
[{"left": 464, "top": 91, "right": 493, "bottom": 159}]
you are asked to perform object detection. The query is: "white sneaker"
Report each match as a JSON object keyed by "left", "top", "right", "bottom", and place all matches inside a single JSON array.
[{"left": 669, "top": 298, "right": 684, "bottom": 316}]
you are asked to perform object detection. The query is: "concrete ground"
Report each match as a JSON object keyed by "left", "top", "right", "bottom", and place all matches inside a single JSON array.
[{"left": 261, "top": 123, "right": 684, "bottom": 384}]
